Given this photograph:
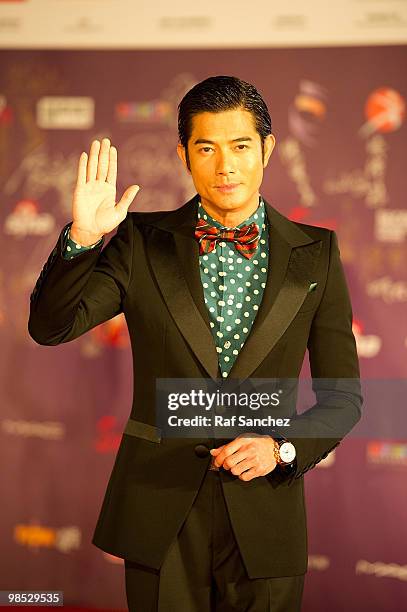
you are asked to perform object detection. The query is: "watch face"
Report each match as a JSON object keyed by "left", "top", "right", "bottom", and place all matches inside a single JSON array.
[{"left": 280, "top": 442, "right": 296, "bottom": 463}]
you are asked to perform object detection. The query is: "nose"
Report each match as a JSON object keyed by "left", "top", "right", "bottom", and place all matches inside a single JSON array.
[{"left": 215, "top": 150, "right": 236, "bottom": 175}]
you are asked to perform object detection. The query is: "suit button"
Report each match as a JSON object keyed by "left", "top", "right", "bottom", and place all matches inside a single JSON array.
[{"left": 194, "top": 444, "right": 210, "bottom": 458}]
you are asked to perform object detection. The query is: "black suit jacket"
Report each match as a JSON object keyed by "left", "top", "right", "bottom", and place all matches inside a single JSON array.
[{"left": 28, "top": 193, "right": 362, "bottom": 578}]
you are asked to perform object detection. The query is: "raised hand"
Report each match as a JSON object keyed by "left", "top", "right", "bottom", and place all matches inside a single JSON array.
[{"left": 70, "top": 138, "right": 140, "bottom": 245}]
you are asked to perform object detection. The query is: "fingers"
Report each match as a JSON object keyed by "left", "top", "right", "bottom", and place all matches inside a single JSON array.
[
  {"left": 83, "top": 138, "right": 118, "bottom": 184},
  {"left": 86, "top": 139, "right": 101, "bottom": 182},
  {"left": 230, "top": 458, "right": 256, "bottom": 475},
  {"left": 96, "top": 138, "right": 111, "bottom": 182},
  {"left": 76, "top": 152, "right": 88, "bottom": 187},
  {"left": 239, "top": 467, "right": 259, "bottom": 481},
  {"left": 85, "top": 137, "right": 111, "bottom": 182},
  {"left": 211, "top": 438, "right": 245, "bottom": 466},
  {"left": 106, "top": 146, "right": 117, "bottom": 186},
  {"left": 222, "top": 449, "right": 250, "bottom": 470}
]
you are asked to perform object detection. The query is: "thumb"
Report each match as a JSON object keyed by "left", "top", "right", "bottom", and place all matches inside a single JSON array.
[{"left": 116, "top": 185, "right": 140, "bottom": 216}]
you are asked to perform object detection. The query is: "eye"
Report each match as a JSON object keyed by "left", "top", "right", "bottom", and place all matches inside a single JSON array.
[
  {"left": 236, "top": 144, "right": 248, "bottom": 150},
  {"left": 200, "top": 147, "right": 213, "bottom": 153}
]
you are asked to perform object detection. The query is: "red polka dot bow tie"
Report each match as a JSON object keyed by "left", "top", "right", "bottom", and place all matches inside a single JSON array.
[{"left": 194, "top": 217, "right": 260, "bottom": 260}]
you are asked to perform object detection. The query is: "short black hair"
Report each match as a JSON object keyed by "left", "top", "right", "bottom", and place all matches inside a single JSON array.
[{"left": 177, "top": 75, "right": 272, "bottom": 170}]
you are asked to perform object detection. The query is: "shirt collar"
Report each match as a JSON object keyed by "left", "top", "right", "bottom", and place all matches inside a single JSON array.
[{"left": 197, "top": 194, "right": 266, "bottom": 237}]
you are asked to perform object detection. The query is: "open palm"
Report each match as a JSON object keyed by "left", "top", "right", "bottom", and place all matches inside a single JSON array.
[{"left": 72, "top": 138, "right": 140, "bottom": 237}]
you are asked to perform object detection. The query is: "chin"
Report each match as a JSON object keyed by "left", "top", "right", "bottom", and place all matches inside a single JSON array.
[
  {"left": 214, "top": 197, "right": 244, "bottom": 209},
  {"left": 214, "top": 189, "right": 246, "bottom": 201}
]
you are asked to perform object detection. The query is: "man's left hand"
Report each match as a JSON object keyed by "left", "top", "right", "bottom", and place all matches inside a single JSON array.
[{"left": 210, "top": 433, "right": 277, "bottom": 481}]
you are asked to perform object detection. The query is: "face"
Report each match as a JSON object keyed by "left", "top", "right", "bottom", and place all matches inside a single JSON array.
[{"left": 177, "top": 107, "right": 275, "bottom": 223}]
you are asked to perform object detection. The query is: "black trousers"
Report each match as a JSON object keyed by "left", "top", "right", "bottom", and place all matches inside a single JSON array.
[{"left": 124, "top": 469, "right": 305, "bottom": 611}]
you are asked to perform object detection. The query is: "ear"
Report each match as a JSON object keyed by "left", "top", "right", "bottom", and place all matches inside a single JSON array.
[
  {"left": 263, "top": 133, "right": 276, "bottom": 168},
  {"left": 177, "top": 143, "right": 191, "bottom": 174}
]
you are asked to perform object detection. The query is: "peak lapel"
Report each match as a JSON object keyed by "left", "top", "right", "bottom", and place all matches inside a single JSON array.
[
  {"left": 144, "top": 194, "right": 220, "bottom": 380},
  {"left": 227, "top": 199, "right": 322, "bottom": 381}
]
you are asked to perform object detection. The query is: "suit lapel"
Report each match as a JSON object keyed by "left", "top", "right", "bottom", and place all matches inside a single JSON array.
[
  {"left": 228, "top": 219, "right": 321, "bottom": 379},
  {"left": 144, "top": 193, "right": 322, "bottom": 382},
  {"left": 145, "top": 195, "right": 220, "bottom": 380}
]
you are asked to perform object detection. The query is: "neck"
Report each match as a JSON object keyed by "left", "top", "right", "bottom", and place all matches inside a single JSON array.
[{"left": 199, "top": 193, "right": 260, "bottom": 227}]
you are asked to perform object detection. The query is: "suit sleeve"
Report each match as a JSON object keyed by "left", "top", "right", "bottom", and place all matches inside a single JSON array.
[
  {"left": 270, "top": 230, "right": 363, "bottom": 487},
  {"left": 28, "top": 214, "right": 133, "bottom": 345}
]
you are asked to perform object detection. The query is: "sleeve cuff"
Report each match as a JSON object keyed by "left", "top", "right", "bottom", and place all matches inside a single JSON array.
[{"left": 62, "top": 224, "right": 104, "bottom": 260}]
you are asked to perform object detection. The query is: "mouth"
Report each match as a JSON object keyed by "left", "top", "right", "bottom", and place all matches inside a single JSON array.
[{"left": 215, "top": 183, "right": 241, "bottom": 193}]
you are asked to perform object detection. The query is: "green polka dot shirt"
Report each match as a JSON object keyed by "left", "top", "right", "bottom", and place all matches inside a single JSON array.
[
  {"left": 61, "top": 195, "right": 269, "bottom": 379},
  {"left": 197, "top": 195, "right": 268, "bottom": 378}
]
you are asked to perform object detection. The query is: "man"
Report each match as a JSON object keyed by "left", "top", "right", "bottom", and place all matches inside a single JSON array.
[{"left": 28, "top": 75, "right": 362, "bottom": 611}]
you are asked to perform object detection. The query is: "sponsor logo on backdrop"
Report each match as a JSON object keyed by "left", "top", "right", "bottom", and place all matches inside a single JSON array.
[
  {"left": 289, "top": 80, "right": 327, "bottom": 144},
  {"left": 360, "top": 87, "right": 405, "bottom": 138},
  {"left": 281, "top": 84, "right": 398, "bottom": 210},
  {"left": 374, "top": 209, "right": 407, "bottom": 243},
  {"left": 14, "top": 524, "right": 81, "bottom": 553},
  {"left": 2, "top": 418, "right": 65, "bottom": 440},
  {"left": 158, "top": 15, "right": 211, "bottom": 31},
  {"left": 37, "top": 96, "right": 94, "bottom": 129},
  {"left": 278, "top": 137, "right": 317, "bottom": 208},
  {"left": 115, "top": 100, "right": 172, "bottom": 125},
  {"left": 63, "top": 16, "right": 102, "bottom": 35},
  {"left": 324, "top": 134, "right": 388, "bottom": 208},
  {"left": 278, "top": 79, "right": 326, "bottom": 207},
  {"left": 356, "top": 560, "right": 407, "bottom": 581},
  {"left": 366, "top": 441, "right": 407, "bottom": 466},
  {"left": 356, "top": 9, "right": 407, "bottom": 31},
  {"left": 353, "top": 320, "right": 382, "bottom": 358},
  {"left": 115, "top": 74, "right": 194, "bottom": 128},
  {"left": 273, "top": 13, "right": 307, "bottom": 31},
  {"left": 4, "top": 200, "right": 54, "bottom": 237},
  {"left": 366, "top": 277, "right": 407, "bottom": 303}
]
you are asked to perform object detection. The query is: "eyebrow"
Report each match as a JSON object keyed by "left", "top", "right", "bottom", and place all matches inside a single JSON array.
[{"left": 192, "top": 137, "right": 253, "bottom": 145}]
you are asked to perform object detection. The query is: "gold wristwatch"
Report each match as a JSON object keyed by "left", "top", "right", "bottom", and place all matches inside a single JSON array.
[{"left": 273, "top": 436, "right": 296, "bottom": 465}]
